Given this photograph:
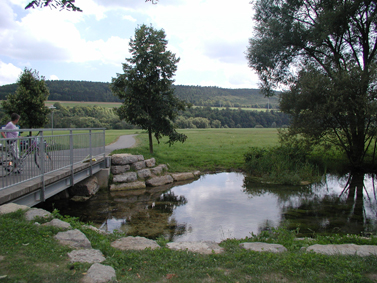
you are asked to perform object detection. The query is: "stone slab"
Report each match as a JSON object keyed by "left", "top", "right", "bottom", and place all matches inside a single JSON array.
[
  {"left": 111, "top": 165, "right": 130, "bottom": 175},
  {"left": 240, "top": 242, "right": 287, "bottom": 253},
  {"left": 111, "top": 154, "right": 139, "bottom": 165},
  {"left": 0, "top": 203, "right": 29, "bottom": 214},
  {"left": 54, "top": 229, "right": 92, "bottom": 249},
  {"left": 306, "top": 244, "right": 377, "bottom": 256},
  {"left": 68, "top": 249, "right": 105, "bottom": 263},
  {"left": 167, "top": 241, "right": 224, "bottom": 255},
  {"left": 82, "top": 263, "right": 116, "bottom": 283},
  {"left": 170, "top": 172, "right": 195, "bottom": 182},
  {"left": 42, "top": 218, "right": 71, "bottom": 229},
  {"left": 111, "top": 236, "right": 160, "bottom": 251},
  {"left": 146, "top": 175, "right": 173, "bottom": 187},
  {"left": 109, "top": 181, "right": 146, "bottom": 191},
  {"left": 113, "top": 172, "right": 137, "bottom": 183},
  {"left": 131, "top": 161, "right": 146, "bottom": 170},
  {"left": 137, "top": 169, "right": 151, "bottom": 179},
  {"left": 150, "top": 164, "right": 168, "bottom": 175},
  {"left": 25, "top": 208, "right": 51, "bottom": 221},
  {"left": 145, "top": 158, "right": 156, "bottom": 168}
]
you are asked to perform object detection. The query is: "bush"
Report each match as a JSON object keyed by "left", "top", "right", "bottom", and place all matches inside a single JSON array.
[{"left": 244, "top": 145, "right": 321, "bottom": 185}]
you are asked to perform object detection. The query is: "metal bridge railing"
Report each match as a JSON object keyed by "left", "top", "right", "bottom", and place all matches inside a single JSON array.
[{"left": 0, "top": 128, "right": 106, "bottom": 191}]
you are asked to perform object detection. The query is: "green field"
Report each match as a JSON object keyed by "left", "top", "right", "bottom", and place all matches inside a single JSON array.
[
  {"left": 17, "top": 128, "right": 279, "bottom": 172},
  {"left": 109, "top": 128, "right": 279, "bottom": 172},
  {"left": 45, "top": 101, "right": 122, "bottom": 108},
  {"left": 191, "top": 105, "right": 274, "bottom": 112},
  {"left": 43, "top": 101, "right": 273, "bottom": 111}
]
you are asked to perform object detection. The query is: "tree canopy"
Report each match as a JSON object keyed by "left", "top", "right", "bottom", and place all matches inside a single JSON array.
[
  {"left": 25, "top": 0, "right": 159, "bottom": 11},
  {"left": 247, "top": 0, "right": 377, "bottom": 168},
  {"left": 111, "top": 24, "right": 188, "bottom": 153},
  {"left": 1, "top": 68, "right": 50, "bottom": 129}
]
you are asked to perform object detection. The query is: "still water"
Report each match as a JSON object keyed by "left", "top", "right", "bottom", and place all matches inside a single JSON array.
[{"left": 39, "top": 172, "right": 377, "bottom": 242}]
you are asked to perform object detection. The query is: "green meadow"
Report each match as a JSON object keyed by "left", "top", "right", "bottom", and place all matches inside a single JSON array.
[
  {"left": 45, "top": 101, "right": 122, "bottom": 108},
  {"left": 43, "top": 101, "right": 271, "bottom": 112},
  {"left": 110, "top": 128, "right": 280, "bottom": 172}
]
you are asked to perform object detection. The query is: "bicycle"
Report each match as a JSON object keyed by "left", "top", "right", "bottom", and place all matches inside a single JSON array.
[{"left": 0, "top": 132, "right": 53, "bottom": 177}]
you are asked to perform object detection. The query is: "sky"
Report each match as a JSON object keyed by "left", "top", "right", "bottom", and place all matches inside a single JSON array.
[{"left": 0, "top": 0, "right": 259, "bottom": 89}]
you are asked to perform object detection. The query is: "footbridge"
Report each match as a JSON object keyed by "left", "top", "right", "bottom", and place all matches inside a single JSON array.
[{"left": 0, "top": 128, "right": 111, "bottom": 207}]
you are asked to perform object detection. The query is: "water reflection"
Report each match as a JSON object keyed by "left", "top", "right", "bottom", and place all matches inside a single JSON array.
[
  {"left": 37, "top": 171, "right": 377, "bottom": 242},
  {"left": 243, "top": 171, "right": 377, "bottom": 236}
]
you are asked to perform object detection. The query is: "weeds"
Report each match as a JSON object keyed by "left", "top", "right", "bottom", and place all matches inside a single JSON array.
[{"left": 244, "top": 145, "right": 323, "bottom": 185}]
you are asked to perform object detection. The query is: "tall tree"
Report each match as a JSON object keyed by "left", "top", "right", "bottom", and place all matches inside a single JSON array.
[
  {"left": 111, "top": 24, "right": 188, "bottom": 153},
  {"left": 2, "top": 68, "right": 50, "bottom": 130},
  {"left": 25, "top": 0, "right": 82, "bottom": 11},
  {"left": 25, "top": 0, "right": 159, "bottom": 11},
  {"left": 247, "top": 0, "right": 377, "bottom": 168}
]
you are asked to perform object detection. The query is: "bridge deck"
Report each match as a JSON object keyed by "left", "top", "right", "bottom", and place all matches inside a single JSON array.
[{"left": 0, "top": 157, "right": 106, "bottom": 206}]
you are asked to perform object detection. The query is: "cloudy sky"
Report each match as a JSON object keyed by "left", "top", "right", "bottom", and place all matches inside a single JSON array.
[{"left": 0, "top": 0, "right": 259, "bottom": 89}]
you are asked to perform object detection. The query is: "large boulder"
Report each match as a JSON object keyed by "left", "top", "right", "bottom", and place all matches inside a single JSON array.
[
  {"left": 137, "top": 169, "right": 151, "bottom": 179},
  {"left": 170, "top": 172, "right": 196, "bottom": 182},
  {"left": 111, "top": 154, "right": 143, "bottom": 165},
  {"left": 0, "top": 203, "right": 29, "bottom": 214},
  {"left": 145, "top": 158, "right": 156, "bottom": 168},
  {"left": 113, "top": 172, "right": 137, "bottom": 183},
  {"left": 146, "top": 175, "right": 174, "bottom": 187},
  {"left": 111, "top": 165, "right": 130, "bottom": 175},
  {"left": 25, "top": 208, "right": 51, "bottom": 221},
  {"left": 132, "top": 161, "right": 146, "bottom": 170},
  {"left": 69, "top": 176, "right": 99, "bottom": 197},
  {"left": 42, "top": 219, "right": 71, "bottom": 229},
  {"left": 150, "top": 164, "right": 168, "bottom": 175},
  {"left": 82, "top": 263, "right": 116, "bottom": 283}
]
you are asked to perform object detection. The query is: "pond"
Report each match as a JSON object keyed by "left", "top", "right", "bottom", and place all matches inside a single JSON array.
[{"left": 38, "top": 172, "right": 377, "bottom": 242}]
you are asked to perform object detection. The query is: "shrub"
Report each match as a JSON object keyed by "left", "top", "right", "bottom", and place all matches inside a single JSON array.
[{"left": 244, "top": 145, "right": 321, "bottom": 185}]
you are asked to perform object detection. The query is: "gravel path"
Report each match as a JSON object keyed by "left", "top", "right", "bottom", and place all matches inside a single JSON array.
[{"left": 105, "top": 134, "right": 137, "bottom": 155}]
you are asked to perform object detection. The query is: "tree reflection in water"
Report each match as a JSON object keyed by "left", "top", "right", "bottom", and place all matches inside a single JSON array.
[
  {"left": 124, "top": 191, "right": 188, "bottom": 240},
  {"left": 243, "top": 171, "right": 377, "bottom": 237}
]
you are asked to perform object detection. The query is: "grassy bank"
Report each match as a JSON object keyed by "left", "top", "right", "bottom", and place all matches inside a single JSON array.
[
  {"left": 111, "top": 128, "right": 279, "bottom": 172},
  {"left": 1, "top": 209, "right": 377, "bottom": 283}
]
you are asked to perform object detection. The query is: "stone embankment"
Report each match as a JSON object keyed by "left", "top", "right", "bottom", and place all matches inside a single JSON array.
[
  {"left": 109, "top": 153, "right": 201, "bottom": 191},
  {"left": 1, "top": 203, "right": 377, "bottom": 282},
  {"left": 59, "top": 153, "right": 201, "bottom": 202}
]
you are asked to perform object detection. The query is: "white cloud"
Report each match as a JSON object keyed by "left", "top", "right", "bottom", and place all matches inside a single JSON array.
[
  {"left": 0, "top": 0, "right": 260, "bottom": 88},
  {"left": 49, "top": 74, "right": 59, "bottom": 80},
  {"left": 122, "top": 15, "right": 136, "bottom": 22},
  {"left": 0, "top": 61, "right": 22, "bottom": 85}
]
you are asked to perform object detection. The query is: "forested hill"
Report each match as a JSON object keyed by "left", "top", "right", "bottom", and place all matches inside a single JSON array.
[{"left": 0, "top": 80, "right": 279, "bottom": 108}]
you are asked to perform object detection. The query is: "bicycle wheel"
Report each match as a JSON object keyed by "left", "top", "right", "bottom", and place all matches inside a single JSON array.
[
  {"left": 0, "top": 151, "right": 16, "bottom": 177},
  {"left": 34, "top": 150, "right": 53, "bottom": 172}
]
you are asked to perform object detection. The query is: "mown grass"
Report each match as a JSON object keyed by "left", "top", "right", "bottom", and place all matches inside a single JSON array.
[
  {"left": 111, "top": 128, "right": 280, "bottom": 172},
  {"left": 1, "top": 209, "right": 377, "bottom": 283}
]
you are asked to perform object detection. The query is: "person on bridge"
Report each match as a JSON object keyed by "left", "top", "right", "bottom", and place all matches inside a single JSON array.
[{"left": 1, "top": 113, "right": 21, "bottom": 163}]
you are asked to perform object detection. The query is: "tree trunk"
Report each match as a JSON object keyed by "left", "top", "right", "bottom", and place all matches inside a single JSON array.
[{"left": 148, "top": 127, "right": 153, "bottom": 154}]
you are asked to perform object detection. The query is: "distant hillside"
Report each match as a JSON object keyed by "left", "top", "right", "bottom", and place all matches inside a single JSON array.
[{"left": 0, "top": 80, "right": 279, "bottom": 108}]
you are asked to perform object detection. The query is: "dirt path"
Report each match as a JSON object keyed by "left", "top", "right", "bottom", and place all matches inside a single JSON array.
[{"left": 105, "top": 134, "right": 136, "bottom": 155}]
